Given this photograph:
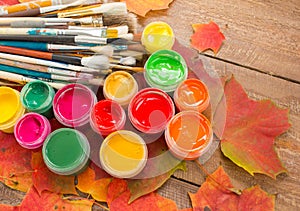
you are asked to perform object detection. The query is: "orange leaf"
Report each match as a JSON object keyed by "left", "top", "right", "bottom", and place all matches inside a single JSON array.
[
  {"left": 31, "top": 151, "right": 77, "bottom": 195},
  {"left": 215, "top": 76, "right": 290, "bottom": 178},
  {"left": 76, "top": 167, "right": 112, "bottom": 202},
  {"left": 191, "top": 21, "right": 225, "bottom": 54},
  {"left": 0, "top": 131, "right": 32, "bottom": 192},
  {"left": 121, "top": 0, "right": 174, "bottom": 17},
  {"left": 189, "top": 166, "right": 274, "bottom": 211},
  {"left": 107, "top": 178, "right": 128, "bottom": 207},
  {"left": 19, "top": 186, "right": 92, "bottom": 211}
]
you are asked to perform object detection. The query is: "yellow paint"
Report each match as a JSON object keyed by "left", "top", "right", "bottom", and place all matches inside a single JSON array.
[
  {"left": 141, "top": 21, "right": 175, "bottom": 53},
  {"left": 0, "top": 87, "right": 19, "bottom": 124},
  {"left": 104, "top": 71, "right": 137, "bottom": 106},
  {"left": 101, "top": 131, "right": 145, "bottom": 172}
]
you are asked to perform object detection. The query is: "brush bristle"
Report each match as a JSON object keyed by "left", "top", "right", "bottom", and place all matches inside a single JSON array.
[
  {"left": 119, "top": 56, "right": 136, "bottom": 66},
  {"left": 90, "top": 45, "right": 114, "bottom": 57},
  {"left": 103, "top": 13, "right": 138, "bottom": 33},
  {"left": 82, "top": 55, "right": 110, "bottom": 70}
]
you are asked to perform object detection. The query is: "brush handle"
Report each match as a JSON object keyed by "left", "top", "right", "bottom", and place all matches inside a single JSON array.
[
  {"left": 0, "top": 35, "right": 75, "bottom": 44},
  {"left": 0, "top": 45, "right": 83, "bottom": 65},
  {"left": 0, "top": 41, "right": 48, "bottom": 51}
]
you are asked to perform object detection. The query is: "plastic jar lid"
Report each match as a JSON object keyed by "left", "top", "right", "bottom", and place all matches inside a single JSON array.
[
  {"left": 53, "top": 83, "right": 97, "bottom": 127},
  {"left": 42, "top": 128, "right": 90, "bottom": 175},
  {"left": 174, "top": 78, "right": 210, "bottom": 112},
  {"left": 20, "top": 80, "right": 55, "bottom": 115},
  {"left": 100, "top": 130, "right": 148, "bottom": 178},
  {"left": 90, "top": 99, "right": 126, "bottom": 136},
  {"left": 128, "top": 88, "right": 175, "bottom": 134},
  {"left": 14, "top": 112, "right": 51, "bottom": 149},
  {"left": 103, "top": 71, "right": 138, "bottom": 107},
  {"left": 144, "top": 49, "right": 188, "bottom": 92},
  {"left": 165, "top": 110, "right": 213, "bottom": 160},
  {"left": 141, "top": 21, "right": 175, "bottom": 53}
]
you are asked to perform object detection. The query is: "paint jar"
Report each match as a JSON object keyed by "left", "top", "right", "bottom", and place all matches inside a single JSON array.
[
  {"left": 14, "top": 112, "right": 51, "bottom": 149},
  {"left": 20, "top": 80, "right": 55, "bottom": 118},
  {"left": 103, "top": 71, "right": 138, "bottom": 107},
  {"left": 173, "top": 78, "right": 210, "bottom": 112},
  {"left": 42, "top": 128, "right": 90, "bottom": 175},
  {"left": 144, "top": 49, "right": 188, "bottom": 92},
  {"left": 128, "top": 88, "right": 175, "bottom": 134},
  {"left": 141, "top": 21, "right": 175, "bottom": 53},
  {"left": 0, "top": 86, "right": 25, "bottom": 133},
  {"left": 100, "top": 130, "right": 148, "bottom": 178},
  {"left": 90, "top": 99, "right": 126, "bottom": 136},
  {"left": 165, "top": 110, "right": 213, "bottom": 160},
  {"left": 53, "top": 83, "right": 97, "bottom": 127}
]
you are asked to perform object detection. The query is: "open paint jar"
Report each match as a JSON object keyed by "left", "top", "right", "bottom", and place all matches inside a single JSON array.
[
  {"left": 144, "top": 49, "right": 188, "bottom": 92},
  {"left": 165, "top": 110, "right": 213, "bottom": 160},
  {"left": 53, "top": 83, "right": 97, "bottom": 127},
  {"left": 20, "top": 80, "right": 55, "bottom": 118},
  {"left": 103, "top": 71, "right": 138, "bottom": 107},
  {"left": 141, "top": 21, "right": 175, "bottom": 53},
  {"left": 42, "top": 128, "right": 90, "bottom": 175},
  {"left": 173, "top": 78, "right": 210, "bottom": 112},
  {"left": 14, "top": 112, "right": 51, "bottom": 149},
  {"left": 0, "top": 86, "right": 25, "bottom": 133},
  {"left": 128, "top": 88, "right": 175, "bottom": 134},
  {"left": 90, "top": 99, "right": 126, "bottom": 136},
  {"left": 100, "top": 130, "right": 148, "bottom": 178}
]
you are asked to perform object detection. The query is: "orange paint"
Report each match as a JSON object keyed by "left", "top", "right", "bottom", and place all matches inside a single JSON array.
[
  {"left": 173, "top": 78, "right": 210, "bottom": 113},
  {"left": 165, "top": 110, "right": 212, "bottom": 160}
]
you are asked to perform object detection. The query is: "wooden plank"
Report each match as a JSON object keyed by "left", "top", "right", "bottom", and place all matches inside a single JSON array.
[
  {"left": 137, "top": 0, "right": 300, "bottom": 82},
  {"left": 172, "top": 56, "right": 300, "bottom": 210}
]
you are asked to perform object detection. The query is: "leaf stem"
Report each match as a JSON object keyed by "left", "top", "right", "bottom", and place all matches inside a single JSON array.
[{"left": 194, "top": 160, "right": 242, "bottom": 195}]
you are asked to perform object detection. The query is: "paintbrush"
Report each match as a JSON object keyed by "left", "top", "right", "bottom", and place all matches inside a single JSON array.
[
  {"left": 0, "top": 71, "right": 67, "bottom": 90},
  {"left": 0, "top": 41, "right": 114, "bottom": 56},
  {"left": 0, "top": 52, "right": 108, "bottom": 73},
  {"left": 0, "top": 64, "right": 81, "bottom": 82},
  {"left": 0, "top": 0, "right": 101, "bottom": 17},
  {"left": 0, "top": 35, "right": 135, "bottom": 45},
  {"left": 0, "top": 58, "right": 93, "bottom": 79}
]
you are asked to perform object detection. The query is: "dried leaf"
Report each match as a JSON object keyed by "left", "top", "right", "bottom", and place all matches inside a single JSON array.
[
  {"left": 31, "top": 151, "right": 77, "bottom": 195},
  {"left": 191, "top": 21, "right": 225, "bottom": 54},
  {"left": 0, "top": 204, "right": 15, "bottom": 210},
  {"left": 76, "top": 167, "right": 112, "bottom": 202},
  {"left": 19, "top": 186, "right": 93, "bottom": 211},
  {"left": 107, "top": 178, "right": 128, "bottom": 207},
  {"left": 121, "top": 0, "right": 174, "bottom": 17},
  {"left": 215, "top": 76, "right": 290, "bottom": 178},
  {"left": 189, "top": 166, "right": 274, "bottom": 211},
  {"left": 127, "top": 136, "right": 186, "bottom": 203},
  {"left": 0, "top": 131, "right": 32, "bottom": 192}
]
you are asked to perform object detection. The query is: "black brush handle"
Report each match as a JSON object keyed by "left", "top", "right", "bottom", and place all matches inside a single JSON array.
[
  {"left": 0, "top": 35, "right": 76, "bottom": 44},
  {"left": 52, "top": 54, "right": 82, "bottom": 66}
]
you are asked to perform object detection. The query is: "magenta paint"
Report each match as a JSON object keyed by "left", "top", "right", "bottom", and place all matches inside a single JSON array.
[
  {"left": 128, "top": 88, "right": 175, "bottom": 134},
  {"left": 14, "top": 112, "right": 51, "bottom": 149},
  {"left": 90, "top": 99, "right": 126, "bottom": 136},
  {"left": 53, "top": 84, "right": 97, "bottom": 127}
]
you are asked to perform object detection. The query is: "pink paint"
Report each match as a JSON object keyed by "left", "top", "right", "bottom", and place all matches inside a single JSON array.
[
  {"left": 14, "top": 112, "right": 51, "bottom": 149},
  {"left": 53, "top": 84, "right": 97, "bottom": 127}
]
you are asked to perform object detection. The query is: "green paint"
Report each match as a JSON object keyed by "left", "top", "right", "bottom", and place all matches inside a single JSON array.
[
  {"left": 43, "top": 128, "right": 90, "bottom": 175},
  {"left": 144, "top": 49, "right": 187, "bottom": 92},
  {"left": 21, "top": 80, "right": 55, "bottom": 117}
]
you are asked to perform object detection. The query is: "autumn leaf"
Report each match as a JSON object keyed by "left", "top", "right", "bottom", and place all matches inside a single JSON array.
[
  {"left": 107, "top": 178, "right": 128, "bottom": 207},
  {"left": 76, "top": 167, "right": 112, "bottom": 202},
  {"left": 189, "top": 166, "right": 275, "bottom": 211},
  {"left": 127, "top": 136, "right": 186, "bottom": 203},
  {"left": 89, "top": 162, "right": 111, "bottom": 180},
  {"left": 31, "top": 151, "right": 77, "bottom": 195},
  {"left": 191, "top": 21, "right": 225, "bottom": 54},
  {"left": 0, "top": 0, "right": 19, "bottom": 6},
  {"left": 215, "top": 76, "right": 290, "bottom": 178},
  {"left": 15, "top": 186, "right": 93, "bottom": 211},
  {"left": 0, "top": 131, "right": 32, "bottom": 192},
  {"left": 121, "top": 0, "right": 174, "bottom": 17},
  {"left": 0, "top": 204, "right": 15, "bottom": 211}
]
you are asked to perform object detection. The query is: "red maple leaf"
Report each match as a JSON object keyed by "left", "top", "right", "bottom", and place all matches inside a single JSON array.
[
  {"left": 189, "top": 166, "right": 275, "bottom": 211},
  {"left": 0, "top": 0, "right": 19, "bottom": 6},
  {"left": 191, "top": 21, "right": 225, "bottom": 54},
  {"left": 215, "top": 76, "right": 290, "bottom": 178}
]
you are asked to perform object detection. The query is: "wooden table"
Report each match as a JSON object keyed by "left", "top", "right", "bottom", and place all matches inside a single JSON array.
[{"left": 0, "top": 0, "right": 299, "bottom": 210}]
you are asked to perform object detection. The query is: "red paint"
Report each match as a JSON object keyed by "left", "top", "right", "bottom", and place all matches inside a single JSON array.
[
  {"left": 90, "top": 99, "right": 126, "bottom": 136},
  {"left": 128, "top": 88, "right": 175, "bottom": 134}
]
